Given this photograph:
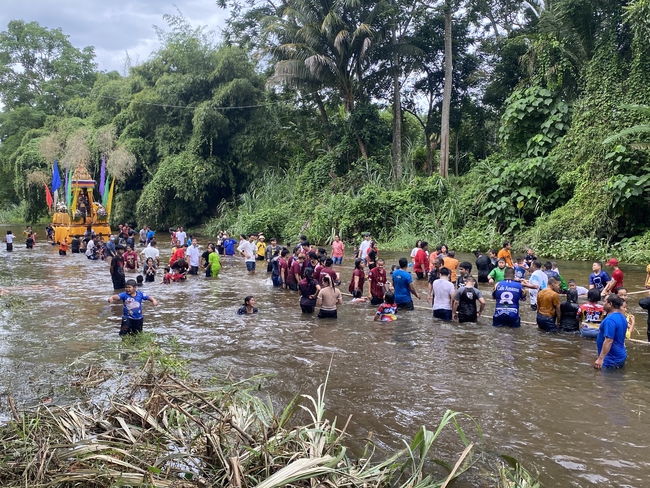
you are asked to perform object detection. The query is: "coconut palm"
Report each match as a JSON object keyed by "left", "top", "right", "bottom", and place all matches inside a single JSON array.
[{"left": 264, "top": 0, "right": 388, "bottom": 157}]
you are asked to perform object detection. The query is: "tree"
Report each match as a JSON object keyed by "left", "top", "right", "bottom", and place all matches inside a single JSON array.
[{"left": 0, "top": 20, "right": 96, "bottom": 112}]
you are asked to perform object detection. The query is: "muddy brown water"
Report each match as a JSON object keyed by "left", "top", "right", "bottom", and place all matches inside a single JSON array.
[{"left": 1, "top": 226, "right": 649, "bottom": 486}]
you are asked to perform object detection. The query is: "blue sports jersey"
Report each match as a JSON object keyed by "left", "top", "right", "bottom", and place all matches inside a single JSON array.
[
  {"left": 392, "top": 269, "right": 413, "bottom": 304},
  {"left": 589, "top": 271, "right": 611, "bottom": 292},
  {"left": 117, "top": 291, "right": 150, "bottom": 320},
  {"left": 493, "top": 280, "right": 525, "bottom": 319}
]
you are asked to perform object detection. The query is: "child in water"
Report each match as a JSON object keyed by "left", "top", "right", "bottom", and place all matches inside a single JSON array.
[
  {"left": 374, "top": 292, "right": 397, "bottom": 322},
  {"left": 162, "top": 267, "right": 172, "bottom": 284},
  {"left": 144, "top": 257, "right": 157, "bottom": 283},
  {"left": 108, "top": 279, "right": 158, "bottom": 336}
]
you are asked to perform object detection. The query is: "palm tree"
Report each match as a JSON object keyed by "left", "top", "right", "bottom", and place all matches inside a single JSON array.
[{"left": 264, "top": 0, "right": 387, "bottom": 158}]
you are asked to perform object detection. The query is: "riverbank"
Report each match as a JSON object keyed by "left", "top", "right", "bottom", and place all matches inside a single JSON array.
[
  {"left": 0, "top": 332, "right": 539, "bottom": 487},
  {"left": 203, "top": 170, "right": 650, "bottom": 266}
]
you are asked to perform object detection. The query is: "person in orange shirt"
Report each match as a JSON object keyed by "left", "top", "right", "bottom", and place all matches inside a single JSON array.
[
  {"left": 59, "top": 237, "right": 69, "bottom": 256},
  {"left": 443, "top": 250, "right": 459, "bottom": 283},
  {"left": 497, "top": 241, "right": 514, "bottom": 268}
]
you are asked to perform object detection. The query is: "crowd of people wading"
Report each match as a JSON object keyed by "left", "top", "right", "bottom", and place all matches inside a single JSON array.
[{"left": 6, "top": 223, "right": 650, "bottom": 371}]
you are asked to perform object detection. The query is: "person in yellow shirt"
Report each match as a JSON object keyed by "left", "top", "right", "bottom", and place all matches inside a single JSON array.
[
  {"left": 497, "top": 241, "right": 514, "bottom": 268},
  {"left": 645, "top": 264, "right": 650, "bottom": 288},
  {"left": 256, "top": 235, "right": 267, "bottom": 261},
  {"left": 616, "top": 287, "right": 635, "bottom": 339}
]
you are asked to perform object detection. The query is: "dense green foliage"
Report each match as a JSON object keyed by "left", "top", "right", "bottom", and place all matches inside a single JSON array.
[{"left": 2, "top": 1, "right": 650, "bottom": 261}]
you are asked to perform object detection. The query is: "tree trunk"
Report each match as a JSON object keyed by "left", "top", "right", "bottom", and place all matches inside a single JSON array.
[
  {"left": 454, "top": 128, "right": 460, "bottom": 177},
  {"left": 439, "top": 3, "right": 452, "bottom": 179},
  {"left": 313, "top": 91, "right": 332, "bottom": 152},
  {"left": 391, "top": 25, "right": 403, "bottom": 180}
]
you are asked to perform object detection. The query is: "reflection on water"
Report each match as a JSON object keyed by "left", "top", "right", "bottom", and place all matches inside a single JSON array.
[{"left": 1, "top": 228, "right": 650, "bottom": 486}]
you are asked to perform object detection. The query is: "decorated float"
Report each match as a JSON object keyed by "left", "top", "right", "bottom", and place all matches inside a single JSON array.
[{"left": 45, "top": 158, "right": 114, "bottom": 244}]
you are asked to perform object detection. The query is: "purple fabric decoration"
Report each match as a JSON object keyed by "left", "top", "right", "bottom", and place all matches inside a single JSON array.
[{"left": 99, "top": 154, "right": 106, "bottom": 197}]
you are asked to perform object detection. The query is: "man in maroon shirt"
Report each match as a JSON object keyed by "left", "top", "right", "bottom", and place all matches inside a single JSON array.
[{"left": 367, "top": 258, "right": 392, "bottom": 305}]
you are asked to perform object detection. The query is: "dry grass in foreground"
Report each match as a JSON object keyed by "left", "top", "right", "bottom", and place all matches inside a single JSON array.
[{"left": 0, "top": 334, "right": 540, "bottom": 487}]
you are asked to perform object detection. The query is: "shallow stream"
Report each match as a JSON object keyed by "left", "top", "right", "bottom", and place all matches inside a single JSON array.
[{"left": 1, "top": 226, "right": 649, "bottom": 486}]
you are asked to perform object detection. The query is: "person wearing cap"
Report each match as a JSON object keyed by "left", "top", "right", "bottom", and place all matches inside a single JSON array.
[
  {"left": 256, "top": 235, "right": 266, "bottom": 261},
  {"left": 603, "top": 258, "right": 624, "bottom": 295}
]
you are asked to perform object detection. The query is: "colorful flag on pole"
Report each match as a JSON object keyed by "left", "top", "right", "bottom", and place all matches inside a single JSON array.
[
  {"left": 71, "top": 187, "right": 80, "bottom": 216},
  {"left": 106, "top": 178, "right": 115, "bottom": 217},
  {"left": 99, "top": 154, "right": 106, "bottom": 197},
  {"left": 52, "top": 159, "right": 62, "bottom": 193},
  {"left": 102, "top": 175, "right": 110, "bottom": 207},
  {"left": 66, "top": 165, "right": 72, "bottom": 209},
  {"left": 44, "top": 182, "right": 53, "bottom": 210}
]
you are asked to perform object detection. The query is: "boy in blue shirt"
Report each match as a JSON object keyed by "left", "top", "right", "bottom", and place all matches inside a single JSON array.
[
  {"left": 492, "top": 268, "right": 526, "bottom": 328},
  {"left": 589, "top": 261, "right": 611, "bottom": 293},
  {"left": 393, "top": 257, "right": 421, "bottom": 310},
  {"left": 108, "top": 279, "right": 159, "bottom": 336},
  {"left": 594, "top": 294, "right": 627, "bottom": 369},
  {"left": 514, "top": 256, "right": 527, "bottom": 281}
]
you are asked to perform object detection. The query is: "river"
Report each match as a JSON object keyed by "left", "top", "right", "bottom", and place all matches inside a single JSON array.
[{"left": 0, "top": 226, "right": 649, "bottom": 486}]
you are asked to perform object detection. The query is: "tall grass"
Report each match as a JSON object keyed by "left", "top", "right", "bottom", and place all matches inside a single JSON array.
[{"left": 0, "top": 202, "right": 27, "bottom": 224}]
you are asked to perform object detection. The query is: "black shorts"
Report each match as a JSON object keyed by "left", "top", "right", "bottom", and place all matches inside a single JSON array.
[
  {"left": 318, "top": 309, "right": 337, "bottom": 319},
  {"left": 256, "top": 255, "right": 265, "bottom": 261},
  {"left": 301, "top": 304, "right": 315, "bottom": 314},
  {"left": 188, "top": 266, "right": 198, "bottom": 275},
  {"left": 416, "top": 271, "right": 427, "bottom": 280},
  {"left": 59, "top": 249, "right": 66, "bottom": 255},
  {"left": 287, "top": 282, "right": 298, "bottom": 291},
  {"left": 458, "top": 313, "right": 477, "bottom": 323},
  {"left": 119, "top": 317, "right": 143, "bottom": 336},
  {"left": 6, "top": 243, "right": 13, "bottom": 252},
  {"left": 370, "top": 294, "right": 383, "bottom": 305}
]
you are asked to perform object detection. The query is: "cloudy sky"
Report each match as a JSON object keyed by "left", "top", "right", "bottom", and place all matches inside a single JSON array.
[{"left": 0, "top": 0, "right": 230, "bottom": 73}]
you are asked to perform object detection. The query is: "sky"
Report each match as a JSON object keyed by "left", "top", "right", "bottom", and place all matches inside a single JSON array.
[{"left": 0, "top": 0, "right": 230, "bottom": 73}]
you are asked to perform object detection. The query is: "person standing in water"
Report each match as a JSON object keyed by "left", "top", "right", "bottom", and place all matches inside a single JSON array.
[
  {"left": 299, "top": 268, "right": 321, "bottom": 314},
  {"left": 316, "top": 274, "right": 342, "bottom": 318},
  {"left": 594, "top": 294, "right": 627, "bottom": 369},
  {"left": 4, "top": 230, "right": 15, "bottom": 252},
  {"left": 108, "top": 279, "right": 158, "bottom": 336},
  {"left": 207, "top": 244, "right": 221, "bottom": 278},
  {"left": 110, "top": 245, "right": 127, "bottom": 290}
]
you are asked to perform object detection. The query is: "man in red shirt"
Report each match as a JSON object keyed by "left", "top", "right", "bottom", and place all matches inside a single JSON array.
[
  {"left": 604, "top": 258, "right": 624, "bottom": 294},
  {"left": 414, "top": 241, "right": 430, "bottom": 280},
  {"left": 367, "top": 258, "right": 392, "bottom": 304}
]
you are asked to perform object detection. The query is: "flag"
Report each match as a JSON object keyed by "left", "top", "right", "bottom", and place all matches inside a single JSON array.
[
  {"left": 52, "top": 159, "right": 62, "bottom": 193},
  {"left": 71, "top": 187, "right": 80, "bottom": 216},
  {"left": 44, "top": 182, "right": 53, "bottom": 210},
  {"left": 65, "top": 166, "right": 72, "bottom": 209},
  {"left": 106, "top": 178, "right": 115, "bottom": 216},
  {"left": 99, "top": 154, "right": 106, "bottom": 197},
  {"left": 102, "top": 175, "right": 110, "bottom": 207}
]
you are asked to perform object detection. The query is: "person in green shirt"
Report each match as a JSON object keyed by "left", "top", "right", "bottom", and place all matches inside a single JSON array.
[
  {"left": 488, "top": 258, "right": 507, "bottom": 285},
  {"left": 207, "top": 244, "right": 221, "bottom": 278}
]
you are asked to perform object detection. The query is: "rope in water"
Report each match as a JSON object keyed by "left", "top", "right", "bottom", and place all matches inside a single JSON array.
[{"left": 340, "top": 291, "right": 650, "bottom": 345}]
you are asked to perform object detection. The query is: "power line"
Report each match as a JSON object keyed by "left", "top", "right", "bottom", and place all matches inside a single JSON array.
[{"left": 92, "top": 93, "right": 284, "bottom": 111}]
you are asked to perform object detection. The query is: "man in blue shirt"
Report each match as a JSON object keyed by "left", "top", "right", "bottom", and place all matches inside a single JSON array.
[
  {"left": 392, "top": 257, "right": 421, "bottom": 311},
  {"left": 595, "top": 294, "right": 627, "bottom": 369},
  {"left": 589, "top": 261, "right": 611, "bottom": 293},
  {"left": 492, "top": 268, "right": 526, "bottom": 328}
]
